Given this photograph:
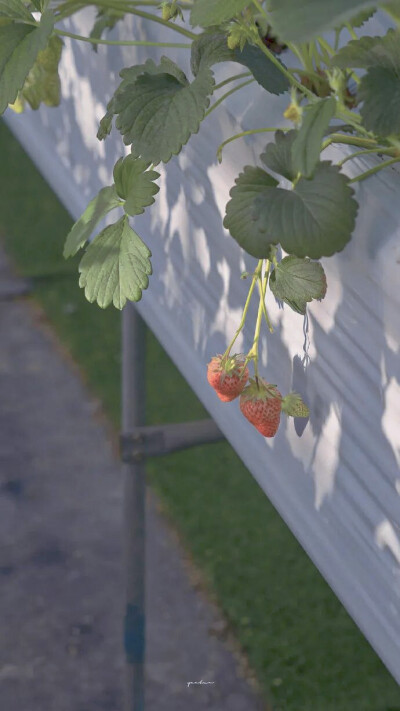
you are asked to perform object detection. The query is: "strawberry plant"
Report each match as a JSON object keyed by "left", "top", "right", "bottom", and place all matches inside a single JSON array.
[{"left": 2, "top": 0, "right": 400, "bottom": 434}]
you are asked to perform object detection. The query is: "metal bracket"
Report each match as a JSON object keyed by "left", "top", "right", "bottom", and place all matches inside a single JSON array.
[{"left": 120, "top": 419, "right": 225, "bottom": 462}]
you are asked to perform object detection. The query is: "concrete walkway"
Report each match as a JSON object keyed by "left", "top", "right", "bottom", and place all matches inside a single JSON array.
[{"left": 0, "top": 248, "right": 266, "bottom": 711}]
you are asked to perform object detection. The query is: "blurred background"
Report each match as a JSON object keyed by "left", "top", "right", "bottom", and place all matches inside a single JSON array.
[{"left": 1, "top": 117, "right": 400, "bottom": 710}]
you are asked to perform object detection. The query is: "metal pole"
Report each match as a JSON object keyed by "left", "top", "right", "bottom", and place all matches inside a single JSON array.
[{"left": 122, "top": 304, "right": 146, "bottom": 711}]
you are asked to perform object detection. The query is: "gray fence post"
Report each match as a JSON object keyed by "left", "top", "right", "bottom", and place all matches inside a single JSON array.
[
  {"left": 122, "top": 304, "right": 146, "bottom": 711},
  {"left": 120, "top": 304, "right": 225, "bottom": 711}
]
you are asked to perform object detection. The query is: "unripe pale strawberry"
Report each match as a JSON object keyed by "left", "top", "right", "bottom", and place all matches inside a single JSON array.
[
  {"left": 281, "top": 392, "right": 310, "bottom": 418},
  {"left": 240, "top": 378, "right": 282, "bottom": 437},
  {"left": 207, "top": 354, "right": 249, "bottom": 402}
]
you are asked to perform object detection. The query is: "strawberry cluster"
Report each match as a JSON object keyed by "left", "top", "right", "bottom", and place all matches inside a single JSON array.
[{"left": 207, "top": 354, "right": 309, "bottom": 438}]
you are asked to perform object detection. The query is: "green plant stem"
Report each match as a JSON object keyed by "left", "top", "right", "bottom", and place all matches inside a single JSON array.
[
  {"left": 258, "top": 270, "right": 273, "bottom": 333},
  {"left": 334, "top": 108, "right": 371, "bottom": 138},
  {"left": 255, "top": 36, "right": 317, "bottom": 102},
  {"left": 345, "top": 22, "right": 358, "bottom": 40},
  {"left": 317, "top": 40, "right": 332, "bottom": 65},
  {"left": 321, "top": 133, "right": 377, "bottom": 151},
  {"left": 56, "top": 0, "right": 170, "bottom": 12},
  {"left": 16, "top": 18, "right": 38, "bottom": 26},
  {"left": 318, "top": 36, "right": 334, "bottom": 57},
  {"left": 223, "top": 262, "right": 262, "bottom": 359},
  {"left": 298, "top": 42, "right": 314, "bottom": 73},
  {"left": 246, "top": 261, "right": 269, "bottom": 378},
  {"left": 216, "top": 126, "right": 289, "bottom": 162},
  {"left": 54, "top": 28, "right": 191, "bottom": 47},
  {"left": 337, "top": 147, "right": 397, "bottom": 167},
  {"left": 55, "top": 0, "right": 197, "bottom": 39},
  {"left": 310, "top": 40, "right": 322, "bottom": 69},
  {"left": 348, "top": 69, "right": 361, "bottom": 85},
  {"left": 56, "top": 0, "right": 191, "bottom": 10},
  {"left": 204, "top": 79, "right": 255, "bottom": 118},
  {"left": 104, "top": 4, "right": 197, "bottom": 39},
  {"left": 287, "top": 67, "right": 325, "bottom": 82},
  {"left": 349, "top": 156, "right": 400, "bottom": 183},
  {"left": 252, "top": 0, "right": 267, "bottom": 17},
  {"left": 287, "top": 42, "right": 307, "bottom": 67},
  {"left": 213, "top": 72, "right": 252, "bottom": 92},
  {"left": 384, "top": 5, "right": 400, "bottom": 25}
]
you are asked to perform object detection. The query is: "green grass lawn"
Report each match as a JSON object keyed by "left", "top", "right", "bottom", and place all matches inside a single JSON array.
[{"left": 1, "top": 118, "right": 399, "bottom": 711}]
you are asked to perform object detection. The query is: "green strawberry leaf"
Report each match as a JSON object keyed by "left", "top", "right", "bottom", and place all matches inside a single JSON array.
[
  {"left": 233, "top": 43, "right": 290, "bottom": 95},
  {"left": 19, "top": 35, "right": 63, "bottom": 110},
  {"left": 332, "top": 30, "right": 400, "bottom": 69},
  {"left": 97, "top": 101, "right": 114, "bottom": 140},
  {"left": 114, "top": 56, "right": 214, "bottom": 163},
  {"left": 267, "top": 0, "right": 381, "bottom": 42},
  {"left": 335, "top": 8, "right": 376, "bottom": 29},
  {"left": 78, "top": 215, "right": 152, "bottom": 309},
  {"left": 332, "top": 31, "right": 400, "bottom": 136},
  {"left": 269, "top": 255, "right": 327, "bottom": 314},
  {"left": 191, "top": 32, "right": 290, "bottom": 95},
  {"left": 190, "top": 0, "right": 249, "bottom": 27},
  {"left": 113, "top": 155, "right": 160, "bottom": 216},
  {"left": 281, "top": 393, "right": 310, "bottom": 417},
  {"left": 89, "top": 9, "right": 124, "bottom": 52},
  {"left": 358, "top": 67, "right": 400, "bottom": 136},
  {"left": 0, "top": 10, "right": 54, "bottom": 115},
  {"left": 224, "top": 166, "right": 278, "bottom": 258},
  {"left": 261, "top": 129, "right": 297, "bottom": 182},
  {"left": 191, "top": 31, "right": 233, "bottom": 75},
  {"left": 0, "top": 0, "right": 32, "bottom": 21},
  {"left": 120, "top": 58, "right": 182, "bottom": 84},
  {"left": 292, "top": 97, "right": 336, "bottom": 178},
  {"left": 63, "top": 186, "right": 121, "bottom": 258},
  {"left": 253, "top": 162, "right": 358, "bottom": 259},
  {"left": 97, "top": 61, "right": 156, "bottom": 140}
]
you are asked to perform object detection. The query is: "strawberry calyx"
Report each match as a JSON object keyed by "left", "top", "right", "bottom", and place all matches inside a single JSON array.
[
  {"left": 240, "top": 377, "right": 282, "bottom": 402},
  {"left": 281, "top": 392, "right": 310, "bottom": 417},
  {"left": 210, "top": 353, "right": 248, "bottom": 380},
  {"left": 207, "top": 353, "right": 249, "bottom": 402}
]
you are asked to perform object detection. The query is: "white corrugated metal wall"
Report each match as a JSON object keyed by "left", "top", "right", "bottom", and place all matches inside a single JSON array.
[{"left": 6, "top": 9, "right": 400, "bottom": 683}]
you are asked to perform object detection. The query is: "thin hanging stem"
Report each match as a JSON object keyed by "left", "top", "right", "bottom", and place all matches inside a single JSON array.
[
  {"left": 105, "top": 4, "right": 197, "bottom": 39},
  {"left": 252, "top": 0, "right": 267, "bottom": 17},
  {"left": 345, "top": 22, "right": 358, "bottom": 40},
  {"left": 244, "top": 260, "right": 271, "bottom": 377},
  {"left": 349, "top": 156, "right": 400, "bottom": 183},
  {"left": 337, "top": 147, "right": 397, "bottom": 167},
  {"left": 204, "top": 78, "right": 255, "bottom": 118},
  {"left": 322, "top": 133, "right": 378, "bottom": 151},
  {"left": 55, "top": 0, "right": 196, "bottom": 39},
  {"left": 318, "top": 37, "right": 335, "bottom": 57},
  {"left": 246, "top": 265, "right": 267, "bottom": 377},
  {"left": 213, "top": 72, "right": 252, "bottom": 92},
  {"left": 287, "top": 42, "right": 307, "bottom": 67},
  {"left": 335, "top": 107, "right": 372, "bottom": 138},
  {"left": 54, "top": 28, "right": 191, "bottom": 47},
  {"left": 217, "top": 126, "right": 289, "bottom": 162},
  {"left": 258, "top": 269, "right": 273, "bottom": 333},
  {"left": 223, "top": 262, "right": 262, "bottom": 359}
]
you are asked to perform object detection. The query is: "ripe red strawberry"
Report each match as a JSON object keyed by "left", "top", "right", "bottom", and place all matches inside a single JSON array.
[
  {"left": 207, "top": 354, "right": 249, "bottom": 402},
  {"left": 240, "top": 378, "right": 282, "bottom": 437}
]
